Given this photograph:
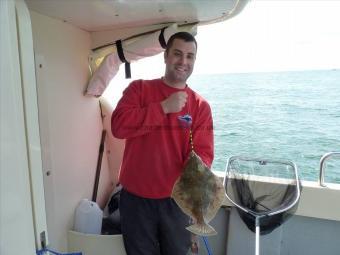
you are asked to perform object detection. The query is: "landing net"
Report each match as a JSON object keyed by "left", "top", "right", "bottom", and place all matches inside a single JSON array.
[{"left": 224, "top": 156, "right": 301, "bottom": 235}]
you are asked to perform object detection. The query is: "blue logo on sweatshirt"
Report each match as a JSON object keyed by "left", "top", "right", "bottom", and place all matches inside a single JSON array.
[{"left": 178, "top": 114, "right": 192, "bottom": 128}]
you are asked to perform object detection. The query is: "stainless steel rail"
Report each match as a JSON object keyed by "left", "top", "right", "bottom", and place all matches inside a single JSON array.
[{"left": 319, "top": 152, "right": 340, "bottom": 187}]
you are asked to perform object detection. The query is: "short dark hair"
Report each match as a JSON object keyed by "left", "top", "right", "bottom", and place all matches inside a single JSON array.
[{"left": 165, "top": 32, "right": 197, "bottom": 54}]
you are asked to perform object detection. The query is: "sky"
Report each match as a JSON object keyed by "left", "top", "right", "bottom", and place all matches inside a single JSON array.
[{"left": 124, "top": 0, "right": 340, "bottom": 78}]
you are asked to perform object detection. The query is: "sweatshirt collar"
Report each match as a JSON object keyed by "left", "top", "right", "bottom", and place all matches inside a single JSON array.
[{"left": 159, "top": 77, "right": 188, "bottom": 92}]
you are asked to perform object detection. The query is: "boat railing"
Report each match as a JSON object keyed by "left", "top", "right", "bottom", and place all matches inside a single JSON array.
[{"left": 319, "top": 152, "right": 340, "bottom": 187}]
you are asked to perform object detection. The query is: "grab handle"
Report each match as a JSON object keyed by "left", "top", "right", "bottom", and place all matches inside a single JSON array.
[{"left": 319, "top": 152, "right": 340, "bottom": 187}]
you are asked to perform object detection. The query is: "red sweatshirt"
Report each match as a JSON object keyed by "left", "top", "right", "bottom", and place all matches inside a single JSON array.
[{"left": 111, "top": 78, "right": 214, "bottom": 198}]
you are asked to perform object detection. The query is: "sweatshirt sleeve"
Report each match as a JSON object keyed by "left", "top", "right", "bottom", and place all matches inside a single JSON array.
[
  {"left": 192, "top": 101, "right": 214, "bottom": 169},
  {"left": 111, "top": 80, "right": 166, "bottom": 139}
]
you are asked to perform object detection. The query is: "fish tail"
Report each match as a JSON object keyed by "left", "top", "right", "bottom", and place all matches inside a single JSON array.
[{"left": 186, "top": 223, "right": 217, "bottom": 236}]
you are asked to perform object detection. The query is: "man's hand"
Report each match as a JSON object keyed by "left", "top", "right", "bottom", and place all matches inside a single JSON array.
[{"left": 161, "top": 92, "right": 188, "bottom": 114}]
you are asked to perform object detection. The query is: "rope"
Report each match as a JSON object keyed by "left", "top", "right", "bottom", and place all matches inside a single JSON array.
[
  {"left": 202, "top": 236, "right": 213, "bottom": 255},
  {"left": 36, "top": 248, "right": 82, "bottom": 255}
]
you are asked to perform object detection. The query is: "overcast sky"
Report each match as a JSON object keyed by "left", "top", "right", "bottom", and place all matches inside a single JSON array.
[
  {"left": 194, "top": 0, "right": 340, "bottom": 74},
  {"left": 107, "top": 0, "right": 340, "bottom": 89}
]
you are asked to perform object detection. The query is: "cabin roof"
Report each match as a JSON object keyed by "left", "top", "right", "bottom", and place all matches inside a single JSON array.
[{"left": 25, "top": 0, "right": 249, "bottom": 32}]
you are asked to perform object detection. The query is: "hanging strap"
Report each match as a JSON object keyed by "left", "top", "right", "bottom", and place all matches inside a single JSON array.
[
  {"left": 116, "top": 40, "right": 131, "bottom": 79},
  {"left": 158, "top": 27, "right": 167, "bottom": 49}
]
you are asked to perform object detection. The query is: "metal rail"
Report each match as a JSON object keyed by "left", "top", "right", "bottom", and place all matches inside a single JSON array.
[{"left": 319, "top": 152, "right": 340, "bottom": 187}]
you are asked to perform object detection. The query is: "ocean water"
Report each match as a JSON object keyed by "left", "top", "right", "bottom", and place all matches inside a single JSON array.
[{"left": 188, "top": 69, "right": 340, "bottom": 183}]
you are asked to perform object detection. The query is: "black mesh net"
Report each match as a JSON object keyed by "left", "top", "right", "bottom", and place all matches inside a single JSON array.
[{"left": 224, "top": 156, "right": 301, "bottom": 235}]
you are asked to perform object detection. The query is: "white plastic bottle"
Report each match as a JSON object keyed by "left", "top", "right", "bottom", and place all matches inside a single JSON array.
[{"left": 74, "top": 199, "right": 103, "bottom": 234}]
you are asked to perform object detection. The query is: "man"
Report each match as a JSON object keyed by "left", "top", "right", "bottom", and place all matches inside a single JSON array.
[{"left": 111, "top": 32, "right": 214, "bottom": 255}]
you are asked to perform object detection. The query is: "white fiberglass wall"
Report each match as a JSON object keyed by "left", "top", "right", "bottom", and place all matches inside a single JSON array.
[
  {"left": 1, "top": 0, "right": 40, "bottom": 254},
  {"left": 30, "top": 11, "right": 112, "bottom": 251}
]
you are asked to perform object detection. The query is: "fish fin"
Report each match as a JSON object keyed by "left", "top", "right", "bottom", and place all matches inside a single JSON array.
[
  {"left": 186, "top": 223, "right": 217, "bottom": 236},
  {"left": 171, "top": 181, "right": 195, "bottom": 219},
  {"left": 205, "top": 177, "right": 226, "bottom": 222}
]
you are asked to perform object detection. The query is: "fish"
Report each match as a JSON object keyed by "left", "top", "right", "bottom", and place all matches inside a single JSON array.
[{"left": 171, "top": 151, "right": 225, "bottom": 236}]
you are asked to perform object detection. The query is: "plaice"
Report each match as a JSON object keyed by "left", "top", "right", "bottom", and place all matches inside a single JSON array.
[{"left": 171, "top": 151, "right": 225, "bottom": 236}]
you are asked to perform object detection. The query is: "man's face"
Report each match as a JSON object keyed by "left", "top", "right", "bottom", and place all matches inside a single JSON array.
[{"left": 164, "top": 39, "right": 197, "bottom": 86}]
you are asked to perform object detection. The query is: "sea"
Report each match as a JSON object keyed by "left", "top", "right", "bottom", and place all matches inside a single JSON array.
[{"left": 188, "top": 69, "right": 340, "bottom": 184}]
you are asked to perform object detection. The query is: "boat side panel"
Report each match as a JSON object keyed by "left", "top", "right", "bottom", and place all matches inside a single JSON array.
[{"left": 227, "top": 208, "right": 340, "bottom": 255}]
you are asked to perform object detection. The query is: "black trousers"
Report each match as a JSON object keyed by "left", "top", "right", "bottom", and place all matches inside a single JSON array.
[{"left": 119, "top": 188, "right": 191, "bottom": 255}]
